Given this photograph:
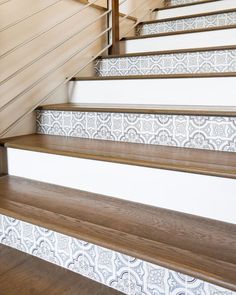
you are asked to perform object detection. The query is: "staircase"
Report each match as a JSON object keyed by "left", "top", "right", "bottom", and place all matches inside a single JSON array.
[{"left": 1, "top": 0, "right": 236, "bottom": 294}]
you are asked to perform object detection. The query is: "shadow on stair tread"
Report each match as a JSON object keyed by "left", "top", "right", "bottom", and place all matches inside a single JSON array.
[{"left": 0, "top": 244, "right": 122, "bottom": 295}]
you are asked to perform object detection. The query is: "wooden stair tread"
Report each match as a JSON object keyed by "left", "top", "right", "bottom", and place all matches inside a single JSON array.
[
  {"left": 71, "top": 72, "right": 236, "bottom": 81},
  {"left": 37, "top": 103, "right": 236, "bottom": 116},
  {"left": 0, "top": 244, "right": 121, "bottom": 295},
  {"left": 140, "top": 8, "right": 236, "bottom": 25},
  {"left": 122, "top": 24, "right": 236, "bottom": 40},
  {"left": 98, "top": 45, "right": 236, "bottom": 59},
  {"left": 155, "top": 0, "right": 220, "bottom": 11},
  {"left": 0, "top": 175, "right": 235, "bottom": 291},
  {"left": 2, "top": 134, "right": 236, "bottom": 179}
]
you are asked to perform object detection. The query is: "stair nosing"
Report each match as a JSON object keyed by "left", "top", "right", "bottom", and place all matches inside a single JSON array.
[
  {"left": 0, "top": 175, "right": 236, "bottom": 291},
  {"left": 154, "top": 0, "right": 221, "bottom": 11},
  {"left": 2, "top": 199, "right": 236, "bottom": 292},
  {"left": 97, "top": 45, "right": 236, "bottom": 59},
  {"left": 71, "top": 72, "right": 236, "bottom": 81},
  {"left": 139, "top": 8, "right": 236, "bottom": 25},
  {"left": 37, "top": 103, "right": 236, "bottom": 117},
  {"left": 2, "top": 134, "right": 236, "bottom": 179},
  {"left": 122, "top": 24, "right": 236, "bottom": 41}
]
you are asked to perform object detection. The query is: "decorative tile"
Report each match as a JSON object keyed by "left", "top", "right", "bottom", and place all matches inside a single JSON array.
[
  {"left": 186, "top": 275, "right": 206, "bottom": 295},
  {"left": 36, "top": 110, "right": 236, "bottom": 153},
  {"left": 138, "top": 11, "right": 236, "bottom": 35},
  {"left": 108, "top": 253, "right": 131, "bottom": 294},
  {"left": 204, "top": 284, "right": 235, "bottom": 295},
  {"left": 95, "top": 50, "right": 236, "bottom": 76},
  {"left": 142, "top": 262, "right": 167, "bottom": 295},
  {"left": 0, "top": 213, "right": 235, "bottom": 295},
  {"left": 169, "top": 0, "right": 205, "bottom": 5},
  {"left": 167, "top": 272, "right": 188, "bottom": 295},
  {"left": 0, "top": 216, "right": 45, "bottom": 255}
]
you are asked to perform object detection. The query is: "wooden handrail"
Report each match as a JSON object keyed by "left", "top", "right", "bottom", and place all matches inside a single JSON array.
[
  {"left": 108, "top": 0, "right": 120, "bottom": 55},
  {"left": 108, "top": 0, "right": 160, "bottom": 55}
]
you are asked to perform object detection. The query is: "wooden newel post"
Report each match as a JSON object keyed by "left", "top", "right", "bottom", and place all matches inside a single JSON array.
[{"left": 108, "top": 0, "right": 120, "bottom": 55}]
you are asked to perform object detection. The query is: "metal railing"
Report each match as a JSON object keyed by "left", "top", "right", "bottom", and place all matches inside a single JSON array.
[
  {"left": 0, "top": 0, "right": 62, "bottom": 33},
  {"left": 0, "top": 0, "right": 159, "bottom": 137},
  {"left": 0, "top": 0, "right": 11, "bottom": 5}
]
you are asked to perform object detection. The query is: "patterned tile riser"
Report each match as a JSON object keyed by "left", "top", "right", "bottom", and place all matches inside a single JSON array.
[
  {"left": 136, "top": 12, "right": 236, "bottom": 36},
  {"left": 169, "top": 0, "right": 206, "bottom": 5},
  {"left": 36, "top": 110, "right": 236, "bottom": 153},
  {"left": 0, "top": 214, "right": 234, "bottom": 295},
  {"left": 94, "top": 50, "right": 236, "bottom": 77}
]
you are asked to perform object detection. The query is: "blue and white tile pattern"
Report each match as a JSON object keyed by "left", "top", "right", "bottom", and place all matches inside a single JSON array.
[
  {"left": 36, "top": 110, "right": 236, "bottom": 152},
  {"left": 169, "top": 0, "right": 206, "bottom": 5},
  {"left": 0, "top": 214, "right": 235, "bottom": 295},
  {"left": 95, "top": 49, "right": 236, "bottom": 76},
  {"left": 137, "top": 11, "right": 236, "bottom": 35}
]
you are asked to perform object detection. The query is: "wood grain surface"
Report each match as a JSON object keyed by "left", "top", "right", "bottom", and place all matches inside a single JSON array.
[{"left": 0, "top": 175, "right": 235, "bottom": 291}]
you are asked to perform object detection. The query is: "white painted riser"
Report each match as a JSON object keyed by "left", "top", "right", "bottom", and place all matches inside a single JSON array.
[
  {"left": 69, "top": 77, "right": 236, "bottom": 106},
  {"left": 7, "top": 148, "right": 236, "bottom": 224},
  {"left": 156, "top": 0, "right": 236, "bottom": 19},
  {"left": 121, "top": 28, "right": 236, "bottom": 53}
]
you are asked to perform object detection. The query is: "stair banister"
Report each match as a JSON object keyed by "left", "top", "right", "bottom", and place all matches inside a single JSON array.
[{"left": 108, "top": 0, "right": 120, "bottom": 55}]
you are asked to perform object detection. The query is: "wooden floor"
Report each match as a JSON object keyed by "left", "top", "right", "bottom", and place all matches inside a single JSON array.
[
  {"left": 0, "top": 175, "right": 235, "bottom": 291},
  {"left": 1, "top": 133, "right": 236, "bottom": 179},
  {"left": 0, "top": 244, "right": 121, "bottom": 295}
]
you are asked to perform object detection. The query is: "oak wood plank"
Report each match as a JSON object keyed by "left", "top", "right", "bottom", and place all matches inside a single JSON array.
[
  {"left": 0, "top": 246, "right": 28, "bottom": 276},
  {"left": 0, "top": 244, "right": 121, "bottom": 295},
  {"left": 2, "top": 134, "right": 236, "bottom": 179},
  {"left": 71, "top": 72, "right": 236, "bottom": 80},
  {"left": 0, "top": 175, "right": 235, "bottom": 291},
  {"left": 37, "top": 103, "right": 236, "bottom": 117},
  {"left": 97, "top": 45, "right": 236, "bottom": 59}
]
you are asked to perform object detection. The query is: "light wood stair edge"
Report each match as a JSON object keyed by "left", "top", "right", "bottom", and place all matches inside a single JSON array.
[
  {"left": 121, "top": 24, "right": 236, "bottom": 40},
  {"left": 155, "top": 0, "right": 220, "bottom": 11},
  {"left": 96, "top": 45, "right": 236, "bottom": 59},
  {"left": 36, "top": 103, "right": 236, "bottom": 117},
  {"left": 138, "top": 8, "right": 236, "bottom": 25},
  {"left": 71, "top": 72, "right": 236, "bottom": 81},
  {"left": 1, "top": 134, "right": 236, "bottom": 179},
  {"left": 0, "top": 175, "right": 235, "bottom": 291}
]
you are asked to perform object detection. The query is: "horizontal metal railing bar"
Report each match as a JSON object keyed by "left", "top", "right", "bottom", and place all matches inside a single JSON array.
[
  {"left": 123, "top": 8, "right": 155, "bottom": 37},
  {"left": 119, "top": 0, "right": 128, "bottom": 6},
  {"left": 0, "top": 0, "right": 11, "bottom": 5},
  {"left": 119, "top": 0, "right": 147, "bottom": 24},
  {"left": 0, "top": 24, "right": 111, "bottom": 113},
  {"left": 0, "top": 0, "right": 101, "bottom": 60},
  {"left": 0, "top": 9, "right": 111, "bottom": 86},
  {"left": 0, "top": 0, "right": 62, "bottom": 33},
  {"left": 0, "top": 42, "right": 112, "bottom": 137},
  {"left": 0, "top": 0, "right": 157, "bottom": 137}
]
